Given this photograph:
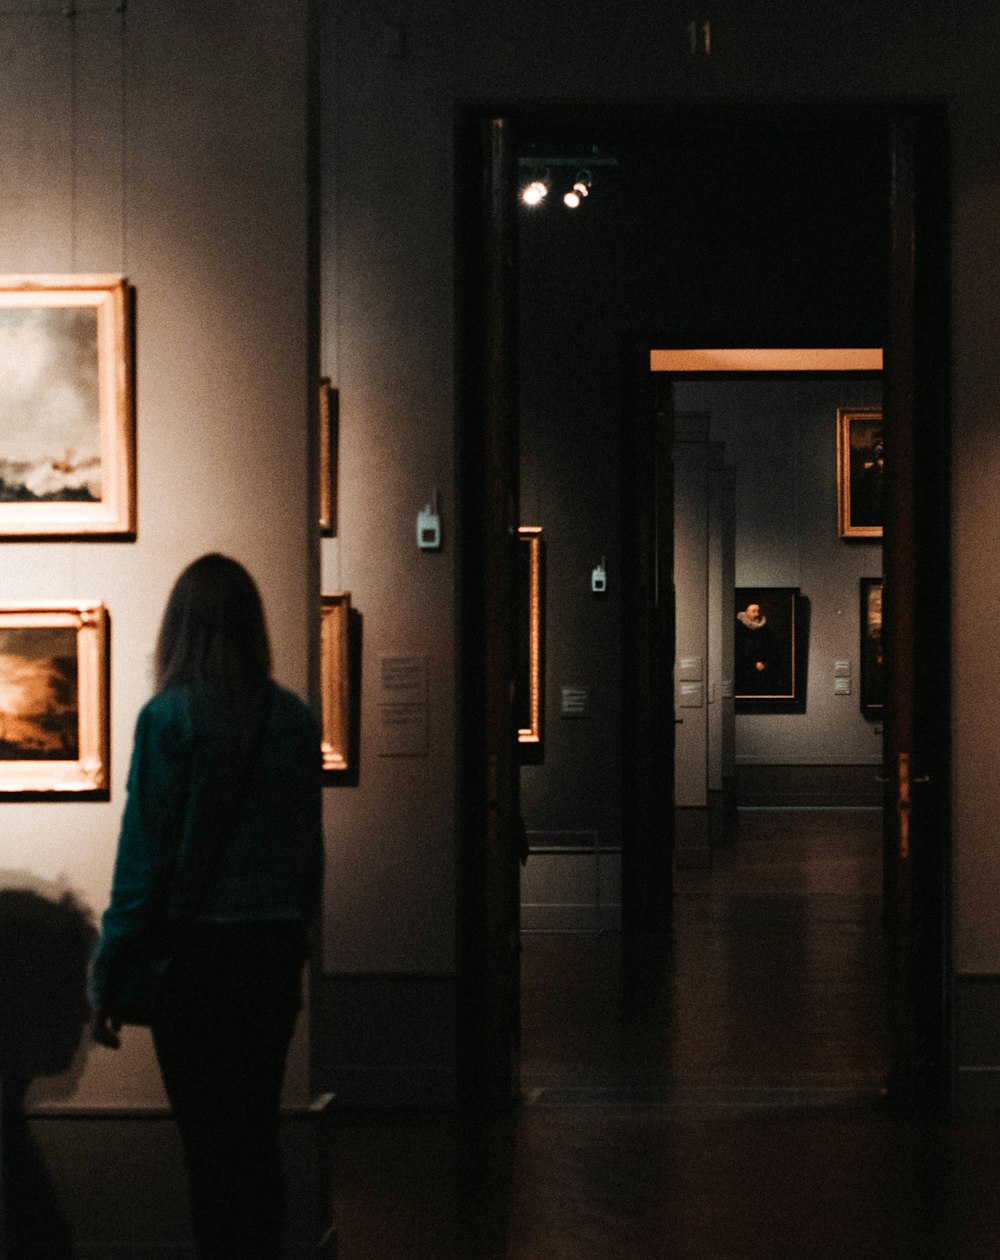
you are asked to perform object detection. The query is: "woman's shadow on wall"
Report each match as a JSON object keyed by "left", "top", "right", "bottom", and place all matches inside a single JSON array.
[{"left": 0, "top": 875, "right": 98, "bottom": 1259}]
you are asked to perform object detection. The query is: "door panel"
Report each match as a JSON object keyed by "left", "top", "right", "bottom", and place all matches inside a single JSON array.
[
  {"left": 457, "top": 114, "right": 521, "bottom": 1112},
  {"left": 883, "top": 108, "right": 951, "bottom": 1110},
  {"left": 622, "top": 355, "right": 675, "bottom": 943}
]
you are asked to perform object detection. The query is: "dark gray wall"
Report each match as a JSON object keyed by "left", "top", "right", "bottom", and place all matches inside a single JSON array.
[
  {"left": 677, "top": 377, "right": 884, "bottom": 768},
  {"left": 323, "top": 0, "right": 998, "bottom": 1102}
]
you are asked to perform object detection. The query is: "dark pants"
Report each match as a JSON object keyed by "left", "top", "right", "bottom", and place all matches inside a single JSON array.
[{"left": 151, "top": 921, "right": 306, "bottom": 1260}]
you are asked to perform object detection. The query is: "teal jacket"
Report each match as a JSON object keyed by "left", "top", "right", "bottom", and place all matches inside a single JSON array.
[{"left": 91, "top": 681, "right": 323, "bottom": 1011}]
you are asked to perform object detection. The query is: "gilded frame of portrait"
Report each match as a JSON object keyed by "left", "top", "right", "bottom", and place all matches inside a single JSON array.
[
  {"left": 0, "top": 601, "right": 109, "bottom": 795},
  {"left": 859, "top": 577, "right": 884, "bottom": 718},
  {"left": 0, "top": 275, "right": 136, "bottom": 539},
  {"left": 837, "top": 406, "right": 883, "bottom": 539},
  {"left": 318, "top": 378, "right": 338, "bottom": 536},
  {"left": 320, "top": 593, "right": 351, "bottom": 773},
  {"left": 734, "top": 587, "right": 804, "bottom": 711},
  {"left": 517, "top": 526, "right": 544, "bottom": 750}
]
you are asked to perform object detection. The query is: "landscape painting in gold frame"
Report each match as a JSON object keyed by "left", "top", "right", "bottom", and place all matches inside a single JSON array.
[
  {"left": 0, "top": 602, "right": 109, "bottom": 795},
  {"left": 517, "top": 526, "right": 544, "bottom": 748},
  {"left": 0, "top": 274, "right": 135, "bottom": 539},
  {"left": 321, "top": 593, "right": 351, "bottom": 773},
  {"left": 837, "top": 406, "right": 883, "bottom": 539}
]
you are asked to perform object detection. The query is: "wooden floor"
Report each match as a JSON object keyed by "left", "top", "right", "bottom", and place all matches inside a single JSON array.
[{"left": 330, "top": 811, "right": 1000, "bottom": 1259}]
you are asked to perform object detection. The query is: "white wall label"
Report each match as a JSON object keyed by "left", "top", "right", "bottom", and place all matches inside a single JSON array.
[
  {"left": 561, "top": 686, "right": 590, "bottom": 717},
  {"left": 378, "top": 654, "right": 428, "bottom": 755},
  {"left": 834, "top": 677, "right": 852, "bottom": 695},
  {"left": 834, "top": 659, "right": 852, "bottom": 678},
  {"left": 679, "top": 682, "right": 704, "bottom": 708},
  {"left": 678, "top": 656, "right": 704, "bottom": 681}
]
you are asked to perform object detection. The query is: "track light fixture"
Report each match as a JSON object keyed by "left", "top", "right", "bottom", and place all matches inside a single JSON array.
[
  {"left": 521, "top": 177, "right": 549, "bottom": 207},
  {"left": 517, "top": 149, "right": 616, "bottom": 212},
  {"left": 563, "top": 171, "right": 591, "bottom": 209}
]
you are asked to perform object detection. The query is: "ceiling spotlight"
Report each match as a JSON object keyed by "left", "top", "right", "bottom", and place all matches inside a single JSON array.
[
  {"left": 521, "top": 179, "right": 549, "bottom": 207},
  {"left": 563, "top": 172, "right": 591, "bottom": 209}
]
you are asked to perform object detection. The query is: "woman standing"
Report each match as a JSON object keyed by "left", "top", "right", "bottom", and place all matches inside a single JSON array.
[{"left": 90, "top": 553, "right": 323, "bottom": 1260}]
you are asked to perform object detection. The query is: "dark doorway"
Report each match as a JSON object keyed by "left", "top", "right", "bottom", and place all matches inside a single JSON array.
[{"left": 456, "top": 100, "right": 950, "bottom": 1113}]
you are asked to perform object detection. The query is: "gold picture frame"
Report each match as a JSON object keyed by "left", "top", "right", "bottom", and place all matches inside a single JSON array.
[
  {"left": 837, "top": 406, "right": 883, "bottom": 539},
  {"left": 321, "top": 592, "right": 351, "bottom": 773},
  {"left": 319, "top": 378, "right": 338, "bottom": 535},
  {"left": 0, "top": 274, "right": 136, "bottom": 539},
  {"left": 860, "top": 577, "right": 884, "bottom": 718},
  {"left": 0, "top": 601, "right": 109, "bottom": 795},
  {"left": 734, "top": 587, "right": 804, "bottom": 711},
  {"left": 517, "top": 526, "right": 544, "bottom": 747}
]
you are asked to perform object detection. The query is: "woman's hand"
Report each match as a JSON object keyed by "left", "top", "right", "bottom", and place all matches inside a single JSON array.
[{"left": 91, "top": 1008, "right": 123, "bottom": 1050}]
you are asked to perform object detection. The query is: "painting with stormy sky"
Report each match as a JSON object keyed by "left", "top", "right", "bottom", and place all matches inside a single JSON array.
[
  {"left": 0, "top": 626, "right": 80, "bottom": 760},
  {"left": 0, "top": 306, "right": 103, "bottom": 503}
]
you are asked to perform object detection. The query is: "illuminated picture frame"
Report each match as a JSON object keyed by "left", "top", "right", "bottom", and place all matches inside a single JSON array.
[
  {"left": 0, "top": 601, "right": 109, "bottom": 795},
  {"left": 517, "top": 526, "right": 544, "bottom": 748},
  {"left": 860, "top": 577, "right": 884, "bottom": 718},
  {"left": 0, "top": 275, "right": 136, "bottom": 539},
  {"left": 319, "top": 378, "right": 338, "bottom": 535},
  {"left": 734, "top": 587, "right": 804, "bottom": 711},
  {"left": 320, "top": 592, "right": 351, "bottom": 773},
  {"left": 837, "top": 406, "right": 883, "bottom": 539}
]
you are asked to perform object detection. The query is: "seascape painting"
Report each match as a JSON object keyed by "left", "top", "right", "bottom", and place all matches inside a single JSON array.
[
  {"left": 0, "top": 624, "right": 79, "bottom": 761},
  {"left": 0, "top": 275, "right": 135, "bottom": 538},
  {"left": 0, "top": 305, "right": 103, "bottom": 504}
]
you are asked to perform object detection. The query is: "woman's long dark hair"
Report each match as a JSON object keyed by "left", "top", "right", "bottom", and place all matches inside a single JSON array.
[{"left": 154, "top": 554, "right": 272, "bottom": 700}]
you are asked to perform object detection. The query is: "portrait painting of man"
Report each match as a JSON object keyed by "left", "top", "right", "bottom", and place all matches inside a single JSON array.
[
  {"left": 837, "top": 407, "right": 883, "bottom": 538},
  {"left": 735, "top": 587, "right": 803, "bottom": 709}
]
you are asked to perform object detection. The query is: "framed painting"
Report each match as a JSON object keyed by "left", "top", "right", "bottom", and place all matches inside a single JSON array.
[
  {"left": 860, "top": 577, "right": 884, "bottom": 718},
  {"left": 319, "top": 378, "right": 338, "bottom": 535},
  {"left": 734, "top": 587, "right": 804, "bottom": 711},
  {"left": 0, "top": 274, "right": 135, "bottom": 539},
  {"left": 0, "top": 602, "right": 109, "bottom": 795},
  {"left": 320, "top": 593, "right": 351, "bottom": 773},
  {"left": 517, "top": 526, "right": 545, "bottom": 751},
  {"left": 837, "top": 406, "right": 883, "bottom": 539}
]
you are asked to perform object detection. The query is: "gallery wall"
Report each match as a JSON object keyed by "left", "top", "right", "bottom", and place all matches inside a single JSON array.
[
  {"left": 324, "top": 0, "right": 1000, "bottom": 1101},
  {"left": 7, "top": 0, "right": 1000, "bottom": 1114},
  {"left": 514, "top": 144, "right": 886, "bottom": 912},
  {"left": 0, "top": 0, "right": 312, "bottom": 1108},
  {"left": 517, "top": 176, "right": 627, "bottom": 930},
  {"left": 676, "top": 377, "right": 884, "bottom": 770}
]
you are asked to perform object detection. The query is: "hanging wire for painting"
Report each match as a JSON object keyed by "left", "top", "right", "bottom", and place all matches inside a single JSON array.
[
  {"left": 119, "top": 0, "right": 128, "bottom": 272},
  {"left": 329, "top": 7, "right": 344, "bottom": 597},
  {"left": 60, "top": 3, "right": 130, "bottom": 271},
  {"left": 68, "top": 4, "right": 77, "bottom": 271}
]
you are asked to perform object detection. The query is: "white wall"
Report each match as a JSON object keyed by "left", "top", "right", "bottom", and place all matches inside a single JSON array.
[{"left": 1, "top": 0, "right": 312, "bottom": 1108}]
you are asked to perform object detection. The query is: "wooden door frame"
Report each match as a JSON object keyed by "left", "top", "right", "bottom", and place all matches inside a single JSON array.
[
  {"left": 621, "top": 352, "right": 676, "bottom": 944},
  {"left": 455, "top": 96, "right": 952, "bottom": 1113},
  {"left": 882, "top": 107, "right": 952, "bottom": 1111},
  {"left": 455, "top": 111, "right": 521, "bottom": 1115}
]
